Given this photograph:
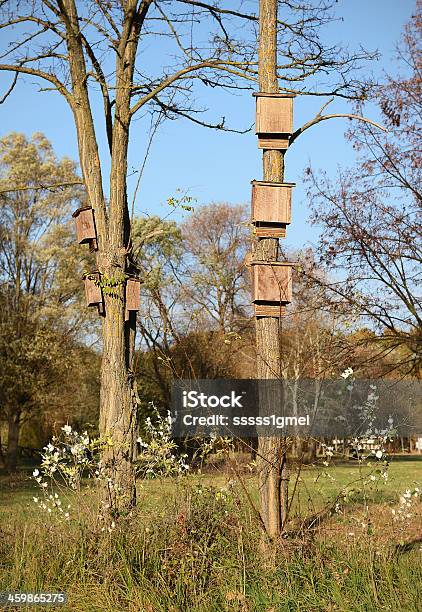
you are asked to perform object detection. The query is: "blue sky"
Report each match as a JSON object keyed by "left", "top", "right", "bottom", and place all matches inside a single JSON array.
[{"left": 0, "top": 0, "right": 415, "bottom": 251}]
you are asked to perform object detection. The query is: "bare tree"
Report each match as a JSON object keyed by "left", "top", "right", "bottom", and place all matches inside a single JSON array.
[
  {"left": 181, "top": 202, "right": 250, "bottom": 333},
  {"left": 306, "top": 4, "right": 422, "bottom": 377},
  {"left": 0, "top": 0, "right": 379, "bottom": 512},
  {"left": 132, "top": 205, "right": 252, "bottom": 407}
]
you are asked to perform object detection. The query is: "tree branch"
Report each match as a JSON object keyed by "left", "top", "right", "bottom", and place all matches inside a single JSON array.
[
  {"left": 0, "top": 15, "right": 65, "bottom": 39},
  {"left": 0, "top": 181, "right": 83, "bottom": 195},
  {"left": 290, "top": 98, "right": 387, "bottom": 145},
  {"left": 174, "top": 0, "right": 257, "bottom": 21},
  {"left": 0, "top": 64, "right": 72, "bottom": 103},
  {"left": 153, "top": 96, "right": 252, "bottom": 133},
  {"left": 78, "top": 31, "right": 113, "bottom": 153},
  {"left": 130, "top": 60, "right": 256, "bottom": 116},
  {"left": 0, "top": 71, "right": 18, "bottom": 104}
]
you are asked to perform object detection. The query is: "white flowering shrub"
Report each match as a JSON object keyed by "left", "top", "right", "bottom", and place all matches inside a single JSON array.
[
  {"left": 193, "top": 434, "right": 235, "bottom": 472},
  {"left": 322, "top": 373, "right": 394, "bottom": 471},
  {"left": 32, "top": 425, "right": 104, "bottom": 523},
  {"left": 31, "top": 404, "right": 203, "bottom": 528},
  {"left": 31, "top": 408, "right": 196, "bottom": 524},
  {"left": 340, "top": 367, "right": 354, "bottom": 380},
  {"left": 136, "top": 406, "right": 189, "bottom": 478},
  {"left": 392, "top": 487, "right": 421, "bottom": 522},
  {"left": 313, "top": 373, "right": 396, "bottom": 526}
]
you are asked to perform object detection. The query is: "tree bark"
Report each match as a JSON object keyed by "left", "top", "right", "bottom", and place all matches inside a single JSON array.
[
  {"left": 6, "top": 410, "right": 21, "bottom": 473},
  {"left": 256, "top": 0, "right": 288, "bottom": 536},
  {"left": 98, "top": 298, "right": 137, "bottom": 511}
]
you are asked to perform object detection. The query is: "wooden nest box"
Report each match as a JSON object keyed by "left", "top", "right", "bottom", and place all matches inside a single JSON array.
[
  {"left": 254, "top": 92, "right": 295, "bottom": 150},
  {"left": 251, "top": 180, "right": 295, "bottom": 238},
  {"left": 251, "top": 261, "right": 293, "bottom": 317},
  {"left": 83, "top": 271, "right": 104, "bottom": 315},
  {"left": 72, "top": 206, "right": 98, "bottom": 251},
  {"left": 125, "top": 277, "right": 141, "bottom": 321}
]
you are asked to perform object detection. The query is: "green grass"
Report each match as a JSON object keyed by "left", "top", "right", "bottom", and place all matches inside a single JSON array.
[
  {"left": 290, "top": 457, "right": 422, "bottom": 509},
  {"left": 0, "top": 458, "right": 421, "bottom": 611},
  {"left": 2, "top": 458, "right": 421, "bottom": 517}
]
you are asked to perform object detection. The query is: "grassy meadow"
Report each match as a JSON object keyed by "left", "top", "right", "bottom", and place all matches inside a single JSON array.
[{"left": 1, "top": 457, "right": 421, "bottom": 611}]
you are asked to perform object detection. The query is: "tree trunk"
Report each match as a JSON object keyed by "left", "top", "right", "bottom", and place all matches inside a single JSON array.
[
  {"left": 256, "top": 0, "right": 289, "bottom": 536},
  {"left": 6, "top": 410, "right": 21, "bottom": 473},
  {"left": 60, "top": 0, "right": 143, "bottom": 513},
  {"left": 0, "top": 431, "right": 5, "bottom": 469},
  {"left": 97, "top": 3, "right": 142, "bottom": 512},
  {"left": 303, "top": 438, "right": 317, "bottom": 464},
  {"left": 99, "top": 301, "right": 138, "bottom": 511}
]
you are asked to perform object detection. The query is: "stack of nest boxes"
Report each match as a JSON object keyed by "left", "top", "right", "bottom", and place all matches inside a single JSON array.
[{"left": 251, "top": 93, "right": 295, "bottom": 317}]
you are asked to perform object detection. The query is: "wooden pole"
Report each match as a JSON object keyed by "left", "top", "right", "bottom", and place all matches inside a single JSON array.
[{"left": 256, "top": 0, "right": 288, "bottom": 536}]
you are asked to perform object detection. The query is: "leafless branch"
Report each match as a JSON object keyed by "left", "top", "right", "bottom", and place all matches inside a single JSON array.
[
  {"left": 290, "top": 97, "right": 387, "bottom": 145},
  {"left": 154, "top": 96, "right": 252, "bottom": 133},
  {"left": 130, "top": 60, "right": 256, "bottom": 116},
  {"left": 0, "top": 181, "right": 84, "bottom": 194},
  {"left": 174, "top": 0, "right": 257, "bottom": 21},
  {"left": 0, "top": 63, "right": 72, "bottom": 103},
  {"left": 0, "top": 71, "right": 18, "bottom": 104}
]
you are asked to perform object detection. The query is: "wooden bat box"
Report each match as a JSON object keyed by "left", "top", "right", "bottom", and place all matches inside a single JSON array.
[
  {"left": 125, "top": 277, "right": 141, "bottom": 320},
  {"left": 251, "top": 180, "right": 295, "bottom": 237},
  {"left": 251, "top": 261, "right": 292, "bottom": 304},
  {"left": 83, "top": 271, "right": 103, "bottom": 314},
  {"left": 73, "top": 206, "right": 98, "bottom": 251},
  {"left": 254, "top": 92, "right": 295, "bottom": 150}
]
